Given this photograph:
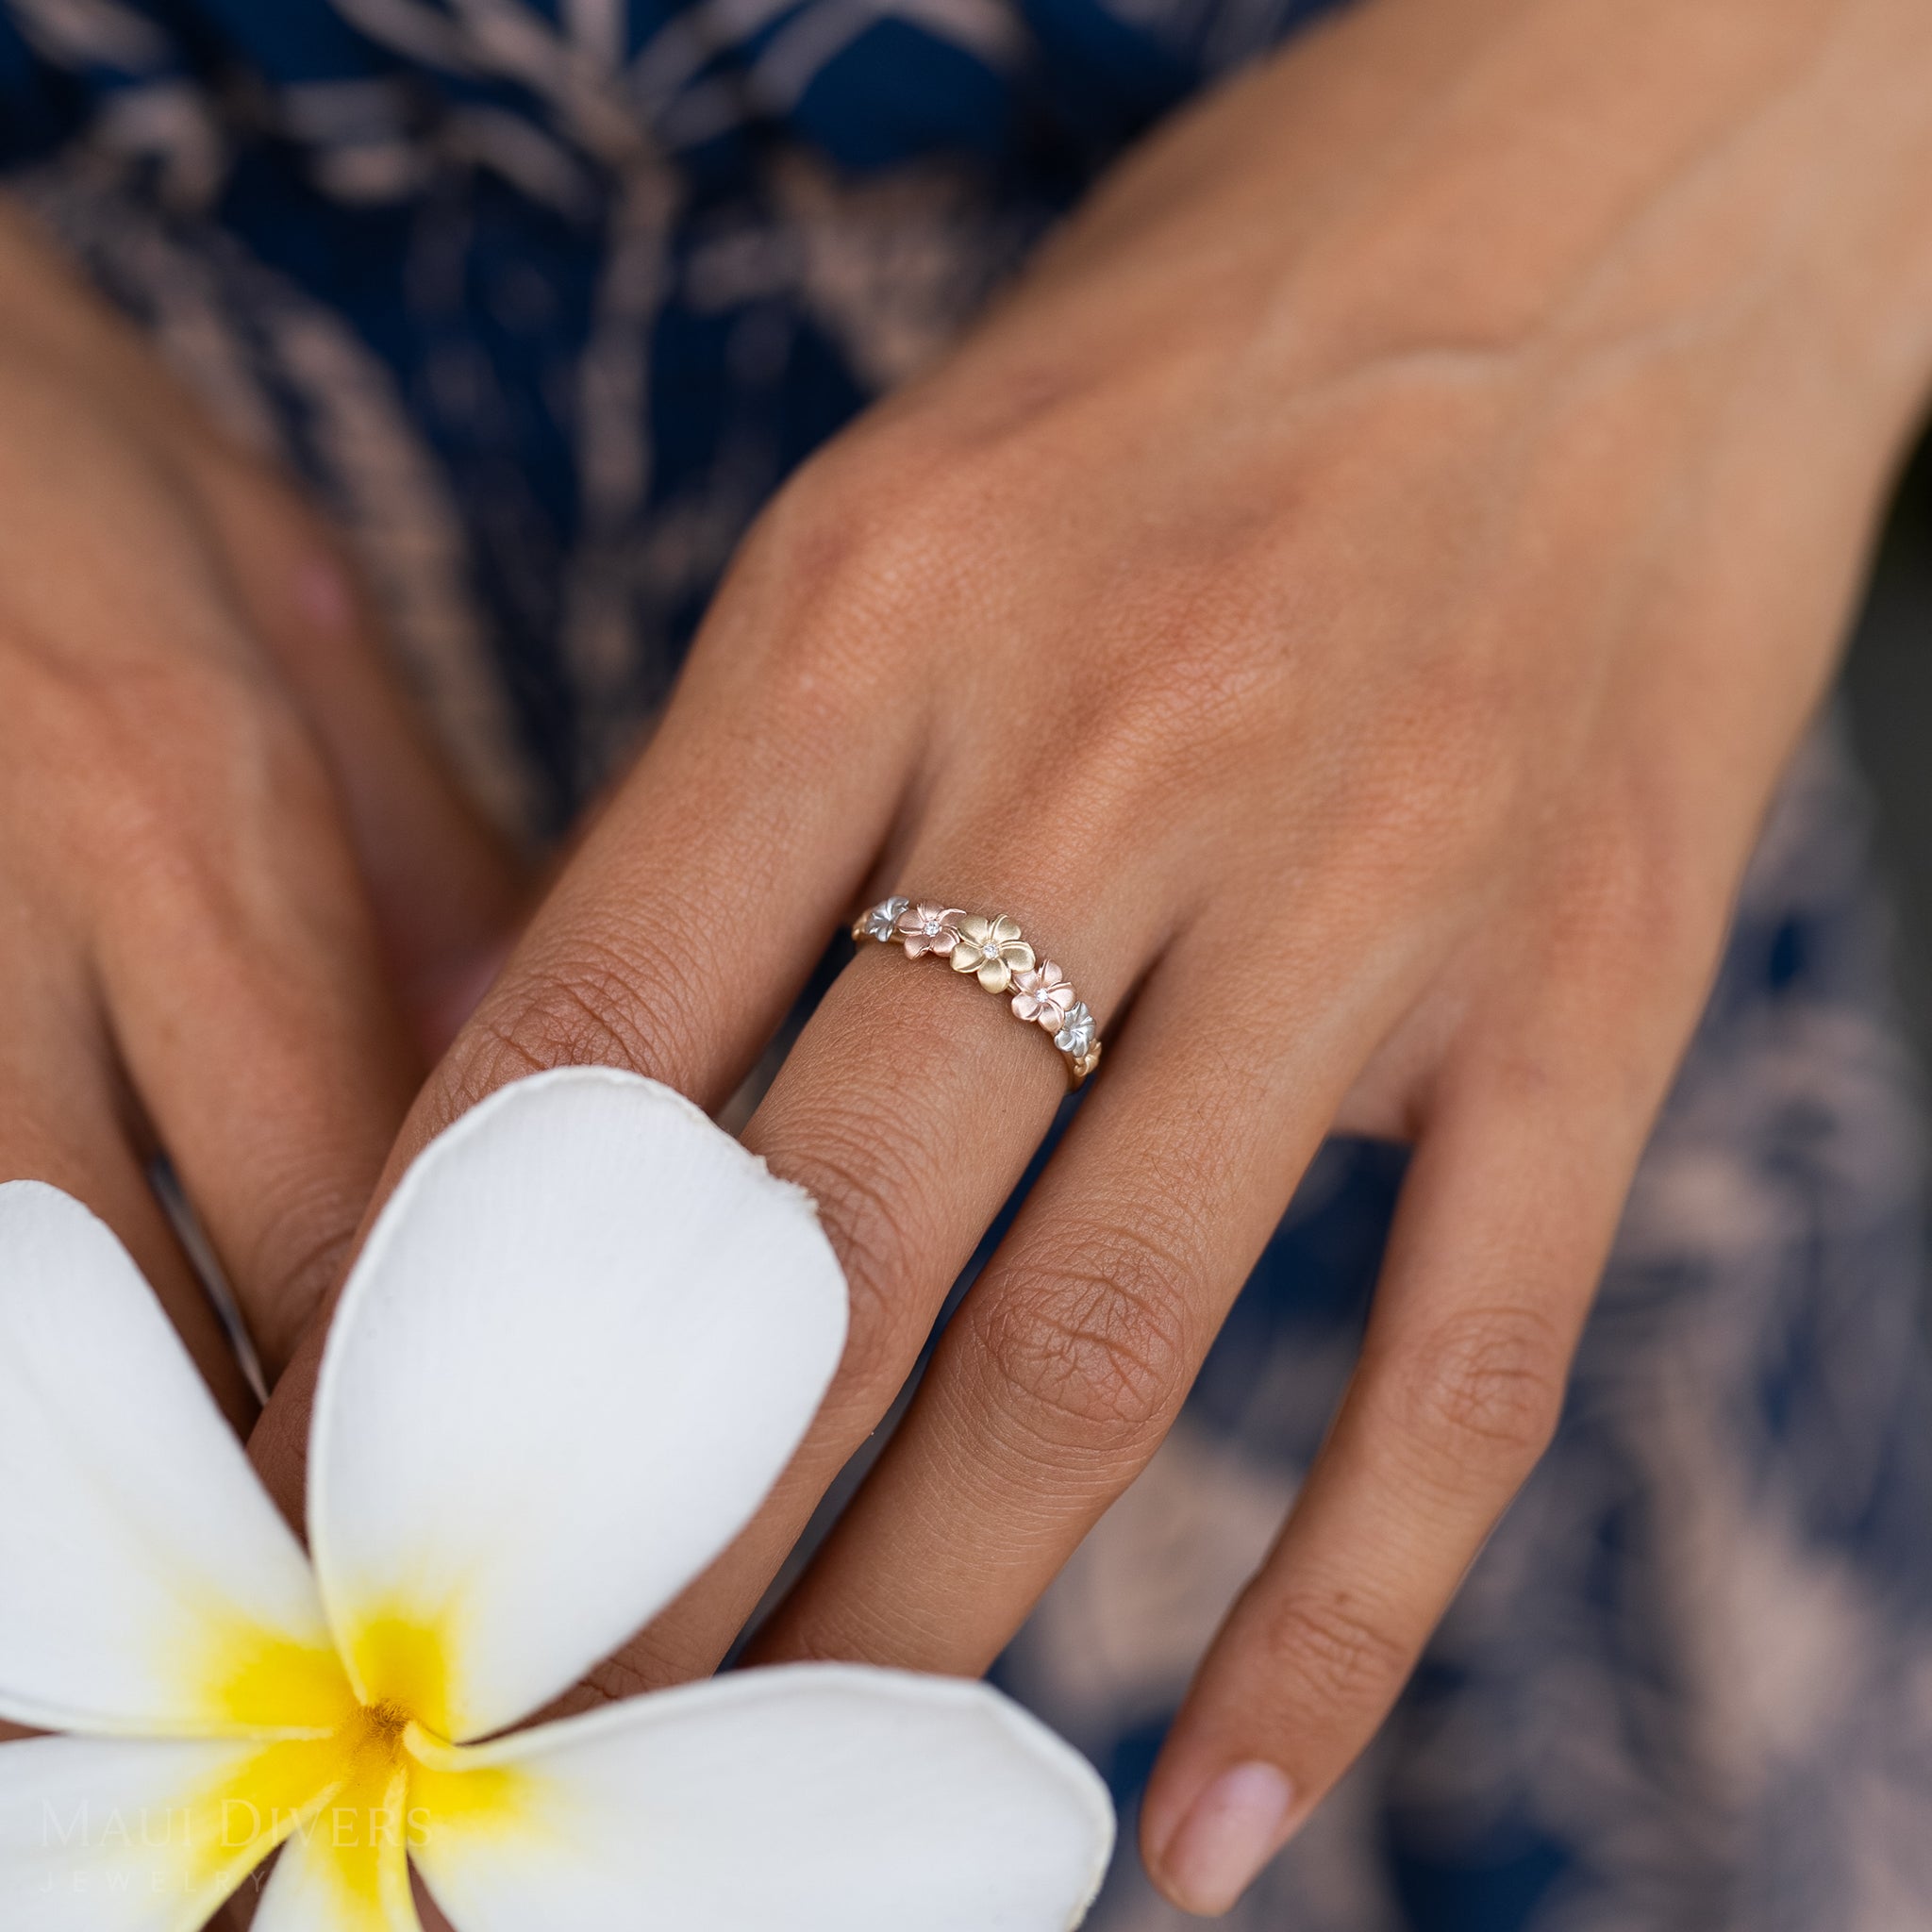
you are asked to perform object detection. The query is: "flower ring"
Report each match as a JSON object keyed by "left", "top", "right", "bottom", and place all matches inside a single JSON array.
[{"left": 853, "top": 901, "right": 1104, "bottom": 1087}]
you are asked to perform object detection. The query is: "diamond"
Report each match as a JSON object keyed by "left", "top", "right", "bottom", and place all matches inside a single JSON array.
[{"left": 1054, "top": 1003, "right": 1094, "bottom": 1058}]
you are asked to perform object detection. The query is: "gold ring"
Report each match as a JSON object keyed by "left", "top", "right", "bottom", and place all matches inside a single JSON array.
[{"left": 850, "top": 897, "right": 1103, "bottom": 1089}]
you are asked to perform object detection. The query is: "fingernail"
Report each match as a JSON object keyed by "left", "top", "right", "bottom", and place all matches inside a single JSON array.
[{"left": 1156, "top": 1761, "right": 1295, "bottom": 1915}]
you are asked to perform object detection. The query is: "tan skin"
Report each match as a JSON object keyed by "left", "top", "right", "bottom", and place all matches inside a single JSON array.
[
  {"left": 0, "top": 209, "right": 524, "bottom": 1405},
  {"left": 7, "top": 0, "right": 1932, "bottom": 1917},
  {"left": 0, "top": 208, "right": 523, "bottom": 1766}
]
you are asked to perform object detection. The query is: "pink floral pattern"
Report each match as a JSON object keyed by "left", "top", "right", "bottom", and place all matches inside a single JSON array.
[
  {"left": 895, "top": 901, "right": 966, "bottom": 958},
  {"left": 1011, "top": 960, "right": 1077, "bottom": 1030}
]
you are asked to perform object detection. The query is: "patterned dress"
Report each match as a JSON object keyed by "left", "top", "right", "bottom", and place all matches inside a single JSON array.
[{"left": 5, "top": 4, "right": 1929, "bottom": 1925}]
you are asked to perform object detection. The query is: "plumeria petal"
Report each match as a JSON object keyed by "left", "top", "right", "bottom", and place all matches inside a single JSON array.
[
  {"left": 252, "top": 1762, "right": 420, "bottom": 1932},
  {"left": 408, "top": 1666, "right": 1114, "bottom": 1932},
  {"left": 0, "top": 1184, "right": 345, "bottom": 1740},
  {"left": 0, "top": 1732, "right": 325, "bottom": 1930},
  {"left": 308, "top": 1069, "right": 849, "bottom": 1744}
]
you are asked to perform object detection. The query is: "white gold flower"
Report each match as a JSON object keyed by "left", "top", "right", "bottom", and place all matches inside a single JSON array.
[
  {"left": 0, "top": 1069, "right": 1113, "bottom": 1930},
  {"left": 1054, "top": 1003, "right": 1097, "bottom": 1059},
  {"left": 854, "top": 896, "right": 910, "bottom": 942}
]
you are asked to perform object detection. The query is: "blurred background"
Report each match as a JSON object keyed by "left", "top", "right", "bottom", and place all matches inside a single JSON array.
[{"left": 1845, "top": 433, "right": 1932, "bottom": 1075}]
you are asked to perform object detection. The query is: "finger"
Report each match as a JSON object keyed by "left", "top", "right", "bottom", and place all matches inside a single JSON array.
[
  {"left": 189, "top": 453, "right": 526, "bottom": 1052},
  {"left": 0, "top": 198, "right": 524, "bottom": 1051},
  {"left": 741, "top": 902, "right": 1415, "bottom": 1675},
  {"left": 78, "top": 669, "right": 426, "bottom": 1381},
  {"left": 0, "top": 960, "right": 254, "bottom": 1435},
  {"left": 572, "top": 833, "right": 1185, "bottom": 1700},
  {"left": 491, "top": 793, "right": 1420, "bottom": 1699},
  {"left": 247, "top": 541, "right": 929, "bottom": 1524},
  {"left": 428, "top": 593, "right": 929, "bottom": 1131},
  {"left": 268, "top": 862, "right": 1146, "bottom": 1694},
  {"left": 1138, "top": 1058, "right": 1658, "bottom": 1916}
]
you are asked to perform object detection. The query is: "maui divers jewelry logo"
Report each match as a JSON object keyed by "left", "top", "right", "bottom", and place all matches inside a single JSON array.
[{"left": 36, "top": 1799, "right": 435, "bottom": 1893}]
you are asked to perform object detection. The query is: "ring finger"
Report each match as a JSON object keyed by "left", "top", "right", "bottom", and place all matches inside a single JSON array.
[
  {"left": 569, "top": 830, "right": 1169, "bottom": 1697},
  {"left": 739, "top": 889, "right": 1424, "bottom": 1677}
]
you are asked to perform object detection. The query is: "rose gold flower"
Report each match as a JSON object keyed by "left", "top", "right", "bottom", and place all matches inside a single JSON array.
[
  {"left": 1010, "top": 960, "right": 1077, "bottom": 1030},
  {"left": 950, "top": 913, "right": 1035, "bottom": 993},
  {"left": 895, "top": 901, "right": 965, "bottom": 958}
]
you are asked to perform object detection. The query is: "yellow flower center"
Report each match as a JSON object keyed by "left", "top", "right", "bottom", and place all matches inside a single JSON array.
[{"left": 176, "top": 1618, "right": 526, "bottom": 1924}]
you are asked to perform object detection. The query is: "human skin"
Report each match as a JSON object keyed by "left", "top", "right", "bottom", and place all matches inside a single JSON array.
[
  {"left": 0, "top": 212, "right": 523, "bottom": 1779},
  {"left": 0, "top": 205, "right": 523, "bottom": 1417},
  {"left": 14, "top": 0, "right": 1932, "bottom": 1918},
  {"left": 244, "top": 0, "right": 1932, "bottom": 1916}
]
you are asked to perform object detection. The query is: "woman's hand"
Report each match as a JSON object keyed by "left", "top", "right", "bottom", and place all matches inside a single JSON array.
[
  {"left": 0, "top": 198, "right": 522, "bottom": 1419},
  {"left": 255, "top": 0, "right": 1932, "bottom": 1911}
]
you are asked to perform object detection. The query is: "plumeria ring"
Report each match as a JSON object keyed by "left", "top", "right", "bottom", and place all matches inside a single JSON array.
[{"left": 852, "top": 898, "right": 1104, "bottom": 1087}]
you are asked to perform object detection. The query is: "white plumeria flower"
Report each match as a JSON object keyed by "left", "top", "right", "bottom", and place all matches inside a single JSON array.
[{"left": 0, "top": 1069, "right": 1113, "bottom": 1931}]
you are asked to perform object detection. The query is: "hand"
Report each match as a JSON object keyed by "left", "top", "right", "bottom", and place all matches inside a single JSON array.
[
  {"left": 0, "top": 196, "right": 523, "bottom": 1423},
  {"left": 252, "top": 0, "right": 1932, "bottom": 1912}
]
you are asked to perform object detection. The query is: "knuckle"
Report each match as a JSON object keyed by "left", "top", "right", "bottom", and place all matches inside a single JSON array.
[
  {"left": 1542, "top": 812, "right": 1657, "bottom": 959},
  {"left": 91, "top": 680, "right": 350, "bottom": 947},
  {"left": 1350, "top": 705, "right": 1520, "bottom": 881},
  {"left": 466, "top": 982, "right": 639, "bottom": 1083},
  {"left": 430, "top": 1014, "right": 554, "bottom": 1132},
  {"left": 240, "top": 1190, "right": 361, "bottom": 1362},
  {"left": 1542, "top": 801, "right": 1714, "bottom": 993},
  {"left": 122, "top": 652, "right": 304, "bottom": 778},
  {"left": 1079, "top": 628, "right": 1270, "bottom": 783},
  {"left": 1390, "top": 1304, "right": 1568, "bottom": 1477},
  {"left": 1044, "top": 547, "right": 1300, "bottom": 780},
  {"left": 769, "top": 1118, "right": 941, "bottom": 1407},
  {"left": 753, "top": 439, "right": 971, "bottom": 632},
  {"left": 451, "top": 928, "right": 705, "bottom": 1099},
  {"left": 714, "top": 448, "right": 986, "bottom": 736},
  {"left": 79, "top": 659, "right": 326, "bottom": 876},
  {"left": 971, "top": 1221, "right": 1194, "bottom": 1457},
  {"left": 1255, "top": 1588, "right": 1413, "bottom": 1715}
]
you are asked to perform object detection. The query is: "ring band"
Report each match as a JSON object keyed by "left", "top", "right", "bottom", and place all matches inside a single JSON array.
[{"left": 851, "top": 897, "right": 1103, "bottom": 1089}]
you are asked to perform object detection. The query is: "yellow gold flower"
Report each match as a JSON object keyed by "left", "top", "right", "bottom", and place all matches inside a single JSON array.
[{"left": 950, "top": 914, "right": 1035, "bottom": 993}]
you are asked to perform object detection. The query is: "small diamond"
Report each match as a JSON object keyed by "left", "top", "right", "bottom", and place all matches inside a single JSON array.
[
  {"left": 1054, "top": 1004, "right": 1094, "bottom": 1058},
  {"left": 860, "top": 896, "right": 909, "bottom": 941}
]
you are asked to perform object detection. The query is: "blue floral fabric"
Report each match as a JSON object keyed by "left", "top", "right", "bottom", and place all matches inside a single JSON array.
[
  {"left": 0, "top": 0, "right": 1341, "bottom": 832},
  {"left": 996, "top": 732, "right": 1932, "bottom": 1929},
  {"left": 5, "top": 5, "right": 1931, "bottom": 1928}
]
